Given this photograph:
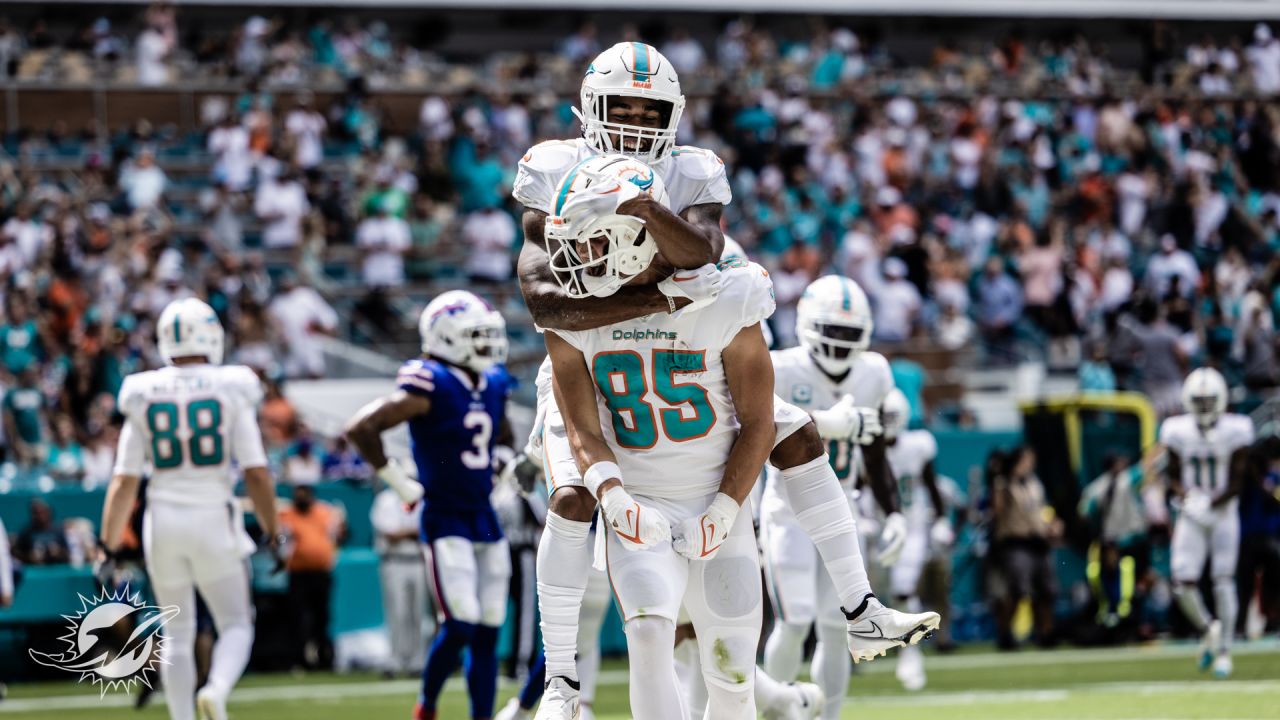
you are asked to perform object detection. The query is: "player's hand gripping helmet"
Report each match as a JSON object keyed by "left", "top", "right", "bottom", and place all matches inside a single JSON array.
[
  {"left": 881, "top": 387, "right": 911, "bottom": 441},
  {"left": 796, "top": 275, "right": 874, "bottom": 376},
  {"left": 1181, "top": 367, "right": 1228, "bottom": 430},
  {"left": 157, "top": 298, "right": 225, "bottom": 365},
  {"left": 577, "top": 42, "right": 686, "bottom": 165},
  {"left": 546, "top": 154, "right": 671, "bottom": 298},
  {"left": 419, "top": 291, "right": 508, "bottom": 373}
]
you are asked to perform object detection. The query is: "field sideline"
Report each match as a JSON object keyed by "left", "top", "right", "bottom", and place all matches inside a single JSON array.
[{"left": 2, "top": 641, "right": 1277, "bottom": 719}]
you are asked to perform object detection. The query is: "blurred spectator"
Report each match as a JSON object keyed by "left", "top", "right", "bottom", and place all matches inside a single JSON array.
[
  {"left": 279, "top": 484, "right": 343, "bottom": 670},
  {"left": 356, "top": 196, "right": 411, "bottom": 288},
  {"left": 1080, "top": 455, "right": 1150, "bottom": 639},
  {"left": 2, "top": 202, "right": 52, "bottom": 271},
  {"left": 14, "top": 500, "right": 69, "bottom": 565},
  {"left": 662, "top": 28, "right": 706, "bottom": 75},
  {"left": 285, "top": 92, "right": 327, "bottom": 170},
  {"left": 135, "top": 17, "right": 172, "bottom": 86},
  {"left": 82, "top": 426, "right": 115, "bottom": 489},
  {"left": 4, "top": 368, "right": 47, "bottom": 467},
  {"left": 285, "top": 436, "right": 323, "bottom": 486},
  {"left": 208, "top": 115, "right": 254, "bottom": 192},
  {"left": 0, "top": 516, "right": 11, "bottom": 608},
  {"left": 560, "top": 21, "right": 599, "bottom": 64},
  {"left": 990, "top": 447, "right": 1059, "bottom": 649},
  {"left": 199, "top": 180, "right": 246, "bottom": 254},
  {"left": 0, "top": 296, "right": 46, "bottom": 376},
  {"left": 1079, "top": 342, "right": 1117, "bottom": 393},
  {"left": 268, "top": 275, "right": 338, "bottom": 379},
  {"left": 118, "top": 148, "right": 168, "bottom": 212},
  {"left": 1144, "top": 235, "right": 1199, "bottom": 299},
  {"left": 371, "top": 486, "right": 429, "bottom": 677},
  {"left": 256, "top": 166, "right": 310, "bottom": 250},
  {"left": 461, "top": 204, "right": 515, "bottom": 285},
  {"left": 1124, "top": 299, "right": 1186, "bottom": 416},
  {"left": 935, "top": 298, "right": 974, "bottom": 350},
  {"left": 260, "top": 379, "right": 299, "bottom": 450},
  {"left": 1247, "top": 24, "right": 1280, "bottom": 94},
  {"left": 873, "top": 257, "right": 921, "bottom": 342},
  {"left": 977, "top": 257, "right": 1023, "bottom": 362},
  {"left": 322, "top": 436, "right": 371, "bottom": 482},
  {"left": 46, "top": 415, "right": 85, "bottom": 484}
]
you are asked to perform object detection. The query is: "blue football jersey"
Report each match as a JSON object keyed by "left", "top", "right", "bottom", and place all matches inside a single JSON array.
[{"left": 397, "top": 358, "right": 510, "bottom": 519}]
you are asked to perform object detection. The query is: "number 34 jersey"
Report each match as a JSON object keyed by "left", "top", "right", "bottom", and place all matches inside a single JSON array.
[
  {"left": 550, "top": 260, "right": 775, "bottom": 500},
  {"left": 115, "top": 364, "right": 267, "bottom": 506},
  {"left": 398, "top": 358, "right": 511, "bottom": 515}
]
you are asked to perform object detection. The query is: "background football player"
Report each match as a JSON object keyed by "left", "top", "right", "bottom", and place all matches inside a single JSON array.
[
  {"left": 345, "top": 291, "right": 513, "bottom": 720},
  {"left": 1159, "top": 367, "right": 1253, "bottom": 678},
  {"left": 99, "top": 298, "right": 277, "bottom": 720}
]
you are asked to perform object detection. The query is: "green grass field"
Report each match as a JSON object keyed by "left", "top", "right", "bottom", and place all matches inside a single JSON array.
[{"left": 2, "top": 642, "right": 1277, "bottom": 719}]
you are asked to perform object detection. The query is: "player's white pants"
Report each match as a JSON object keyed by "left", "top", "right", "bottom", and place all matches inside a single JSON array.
[
  {"left": 578, "top": 561, "right": 611, "bottom": 706},
  {"left": 379, "top": 553, "right": 431, "bottom": 674},
  {"left": 607, "top": 493, "right": 762, "bottom": 720},
  {"left": 1171, "top": 510, "right": 1240, "bottom": 583},
  {"left": 889, "top": 523, "right": 931, "bottom": 598},
  {"left": 143, "top": 499, "right": 255, "bottom": 720},
  {"left": 424, "top": 536, "right": 511, "bottom": 627}
]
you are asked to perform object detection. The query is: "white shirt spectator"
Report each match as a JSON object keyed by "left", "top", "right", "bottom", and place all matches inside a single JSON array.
[
  {"left": 285, "top": 450, "right": 323, "bottom": 486},
  {"left": 1100, "top": 264, "right": 1134, "bottom": 313},
  {"left": 356, "top": 213, "right": 411, "bottom": 287},
  {"left": 419, "top": 96, "right": 454, "bottom": 142},
  {"left": 662, "top": 33, "right": 707, "bottom": 75},
  {"left": 461, "top": 208, "right": 516, "bottom": 282},
  {"left": 208, "top": 123, "right": 254, "bottom": 191},
  {"left": 874, "top": 275, "right": 922, "bottom": 342},
  {"left": 1144, "top": 241, "right": 1200, "bottom": 299},
  {"left": 255, "top": 176, "right": 310, "bottom": 249},
  {"left": 1115, "top": 171, "right": 1150, "bottom": 237},
  {"left": 285, "top": 108, "right": 326, "bottom": 169},
  {"left": 1248, "top": 25, "right": 1280, "bottom": 94},
  {"left": 1, "top": 215, "right": 52, "bottom": 268},
  {"left": 371, "top": 488, "right": 423, "bottom": 558},
  {"left": 135, "top": 26, "right": 170, "bottom": 86},
  {"left": 268, "top": 283, "right": 339, "bottom": 378},
  {"left": 82, "top": 439, "right": 115, "bottom": 489},
  {"left": 119, "top": 157, "right": 167, "bottom": 211}
]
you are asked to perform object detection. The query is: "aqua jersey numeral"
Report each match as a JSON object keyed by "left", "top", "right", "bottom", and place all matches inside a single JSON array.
[
  {"left": 1189, "top": 455, "right": 1217, "bottom": 490},
  {"left": 592, "top": 350, "right": 716, "bottom": 449},
  {"left": 827, "top": 439, "right": 853, "bottom": 481},
  {"left": 146, "top": 399, "right": 225, "bottom": 469}
]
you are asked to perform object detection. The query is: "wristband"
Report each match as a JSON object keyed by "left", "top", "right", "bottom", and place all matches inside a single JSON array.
[
  {"left": 584, "top": 461, "right": 622, "bottom": 498},
  {"left": 665, "top": 293, "right": 677, "bottom": 314}
]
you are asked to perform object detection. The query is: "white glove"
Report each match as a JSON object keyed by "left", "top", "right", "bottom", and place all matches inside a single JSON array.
[
  {"left": 498, "top": 452, "right": 544, "bottom": 496},
  {"left": 1181, "top": 493, "right": 1214, "bottom": 529},
  {"left": 557, "top": 174, "right": 643, "bottom": 222},
  {"left": 600, "top": 485, "right": 671, "bottom": 551},
  {"left": 877, "top": 512, "right": 908, "bottom": 567},
  {"left": 812, "top": 395, "right": 883, "bottom": 445},
  {"left": 658, "top": 264, "right": 723, "bottom": 315},
  {"left": 930, "top": 516, "right": 955, "bottom": 547},
  {"left": 672, "top": 492, "right": 740, "bottom": 560},
  {"left": 377, "top": 459, "right": 424, "bottom": 507}
]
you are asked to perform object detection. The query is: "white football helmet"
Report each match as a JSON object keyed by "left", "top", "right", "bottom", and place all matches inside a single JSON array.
[
  {"left": 881, "top": 388, "right": 911, "bottom": 441},
  {"left": 577, "top": 42, "right": 685, "bottom": 165},
  {"left": 720, "top": 235, "right": 747, "bottom": 261},
  {"left": 1181, "top": 367, "right": 1228, "bottom": 430},
  {"left": 546, "top": 154, "right": 670, "bottom": 298},
  {"left": 419, "top": 291, "right": 508, "bottom": 373},
  {"left": 796, "top": 275, "right": 874, "bottom": 375},
  {"left": 157, "top": 298, "right": 224, "bottom": 365}
]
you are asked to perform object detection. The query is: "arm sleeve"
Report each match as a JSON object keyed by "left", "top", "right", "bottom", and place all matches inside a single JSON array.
[
  {"left": 231, "top": 402, "right": 268, "bottom": 470},
  {"left": 370, "top": 492, "right": 397, "bottom": 535}
]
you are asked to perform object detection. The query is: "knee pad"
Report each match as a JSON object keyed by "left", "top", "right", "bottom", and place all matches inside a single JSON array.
[
  {"left": 624, "top": 615, "right": 674, "bottom": 648},
  {"left": 697, "top": 624, "right": 758, "bottom": 692}
]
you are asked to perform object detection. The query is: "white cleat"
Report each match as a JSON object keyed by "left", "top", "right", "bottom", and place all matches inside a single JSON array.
[
  {"left": 895, "top": 644, "right": 927, "bottom": 691},
  {"left": 495, "top": 697, "right": 531, "bottom": 720},
  {"left": 578, "top": 703, "right": 597, "bottom": 720},
  {"left": 195, "top": 686, "right": 228, "bottom": 720},
  {"left": 844, "top": 594, "right": 940, "bottom": 664},
  {"left": 533, "top": 676, "right": 580, "bottom": 720},
  {"left": 1212, "top": 653, "right": 1233, "bottom": 679},
  {"left": 1198, "top": 620, "right": 1221, "bottom": 672},
  {"left": 761, "top": 681, "right": 824, "bottom": 720}
]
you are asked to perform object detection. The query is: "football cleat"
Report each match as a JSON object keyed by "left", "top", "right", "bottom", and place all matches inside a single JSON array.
[
  {"left": 761, "top": 681, "right": 823, "bottom": 720},
  {"left": 844, "top": 594, "right": 940, "bottom": 663},
  {"left": 1198, "top": 620, "right": 1221, "bottom": 672},
  {"left": 1212, "top": 653, "right": 1233, "bottom": 679},
  {"left": 533, "top": 676, "right": 580, "bottom": 720},
  {"left": 495, "top": 697, "right": 531, "bottom": 720},
  {"left": 195, "top": 686, "right": 228, "bottom": 720},
  {"left": 895, "top": 644, "right": 927, "bottom": 691}
]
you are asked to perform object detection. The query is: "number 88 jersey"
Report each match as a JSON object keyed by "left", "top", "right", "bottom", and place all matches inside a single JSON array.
[
  {"left": 115, "top": 364, "right": 267, "bottom": 505},
  {"left": 1159, "top": 412, "right": 1255, "bottom": 501}
]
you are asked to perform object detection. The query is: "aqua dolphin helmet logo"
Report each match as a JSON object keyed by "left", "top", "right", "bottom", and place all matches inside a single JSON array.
[{"left": 28, "top": 587, "right": 180, "bottom": 696}]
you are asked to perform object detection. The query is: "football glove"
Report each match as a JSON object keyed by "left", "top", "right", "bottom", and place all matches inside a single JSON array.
[
  {"left": 813, "top": 395, "right": 883, "bottom": 445},
  {"left": 498, "top": 452, "right": 545, "bottom": 496},
  {"left": 266, "top": 533, "right": 288, "bottom": 576},
  {"left": 558, "top": 174, "right": 644, "bottom": 223},
  {"left": 1181, "top": 492, "right": 1215, "bottom": 529},
  {"left": 600, "top": 485, "right": 671, "bottom": 551},
  {"left": 377, "top": 459, "right": 424, "bottom": 508},
  {"left": 93, "top": 542, "right": 118, "bottom": 589},
  {"left": 672, "top": 492, "right": 740, "bottom": 560},
  {"left": 877, "top": 512, "right": 908, "bottom": 567},
  {"left": 930, "top": 516, "right": 955, "bottom": 547},
  {"left": 658, "top": 264, "right": 724, "bottom": 315}
]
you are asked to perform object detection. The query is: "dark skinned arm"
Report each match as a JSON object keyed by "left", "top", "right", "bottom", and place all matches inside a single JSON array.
[
  {"left": 921, "top": 459, "right": 945, "bottom": 518},
  {"left": 618, "top": 197, "right": 725, "bottom": 269},
  {"left": 544, "top": 331, "right": 620, "bottom": 496},
  {"left": 344, "top": 391, "right": 432, "bottom": 470},
  {"left": 1165, "top": 449, "right": 1184, "bottom": 498},
  {"left": 715, "top": 323, "right": 775, "bottom": 504},
  {"left": 863, "top": 436, "right": 901, "bottom": 515},
  {"left": 1213, "top": 447, "right": 1250, "bottom": 509}
]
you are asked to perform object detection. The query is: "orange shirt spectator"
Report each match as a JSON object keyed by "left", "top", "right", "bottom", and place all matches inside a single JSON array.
[
  {"left": 261, "top": 385, "right": 299, "bottom": 448},
  {"left": 279, "top": 486, "right": 342, "bottom": 572}
]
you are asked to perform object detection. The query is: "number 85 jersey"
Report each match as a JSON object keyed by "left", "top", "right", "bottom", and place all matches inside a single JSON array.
[
  {"left": 115, "top": 364, "right": 268, "bottom": 506},
  {"left": 550, "top": 259, "right": 775, "bottom": 500}
]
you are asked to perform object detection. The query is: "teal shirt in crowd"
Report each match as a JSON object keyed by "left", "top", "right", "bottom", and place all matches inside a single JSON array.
[
  {"left": 4, "top": 386, "right": 45, "bottom": 445},
  {"left": 0, "top": 321, "right": 42, "bottom": 374}
]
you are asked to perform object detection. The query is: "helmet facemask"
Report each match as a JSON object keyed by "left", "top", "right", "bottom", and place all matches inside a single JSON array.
[
  {"left": 799, "top": 320, "right": 869, "bottom": 375},
  {"left": 546, "top": 213, "right": 656, "bottom": 298},
  {"left": 1188, "top": 394, "right": 1223, "bottom": 430},
  {"left": 576, "top": 92, "right": 682, "bottom": 166},
  {"left": 465, "top": 321, "right": 509, "bottom": 372}
]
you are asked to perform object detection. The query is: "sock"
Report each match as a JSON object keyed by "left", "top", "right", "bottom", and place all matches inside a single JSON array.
[
  {"left": 763, "top": 620, "right": 808, "bottom": 683},
  {"left": 1213, "top": 578, "right": 1237, "bottom": 654},
  {"left": 752, "top": 665, "right": 790, "bottom": 714},
  {"left": 151, "top": 582, "right": 196, "bottom": 720},
  {"left": 813, "top": 622, "right": 851, "bottom": 720},
  {"left": 537, "top": 511, "right": 592, "bottom": 682},
  {"left": 420, "top": 619, "right": 475, "bottom": 709},
  {"left": 201, "top": 570, "right": 255, "bottom": 697},
  {"left": 674, "top": 639, "right": 706, "bottom": 719},
  {"left": 518, "top": 653, "right": 547, "bottom": 710},
  {"left": 466, "top": 625, "right": 500, "bottom": 718},
  {"left": 624, "top": 617, "right": 688, "bottom": 720},
  {"left": 781, "top": 456, "right": 872, "bottom": 610},
  {"left": 1174, "top": 584, "right": 1213, "bottom": 633}
]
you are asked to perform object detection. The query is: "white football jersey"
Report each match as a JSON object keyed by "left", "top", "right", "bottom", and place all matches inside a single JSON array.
[
  {"left": 550, "top": 260, "right": 775, "bottom": 499},
  {"left": 1159, "top": 412, "right": 1254, "bottom": 501},
  {"left": 513, "top": 138, "right": 731, "bottom": 216},
  {"left": 764, "top": 346, "right": 894, "bottom": 496},
  {"left": 114, "top": 364, "right": 268, "bottom": 505},
  {"left": 887, "top": 429, "right": 939, "bottom": 525}
]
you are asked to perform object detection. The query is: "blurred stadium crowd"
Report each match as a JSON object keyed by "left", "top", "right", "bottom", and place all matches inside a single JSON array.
[{"left": 1, "top": 3, "right": 1280, "bottom": 658}]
